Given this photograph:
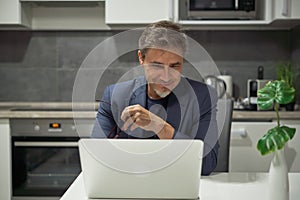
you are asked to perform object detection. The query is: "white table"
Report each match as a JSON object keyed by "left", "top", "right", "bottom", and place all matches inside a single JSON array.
[{"left": 61, "top": 173, "right": 300, "bottom": 200}]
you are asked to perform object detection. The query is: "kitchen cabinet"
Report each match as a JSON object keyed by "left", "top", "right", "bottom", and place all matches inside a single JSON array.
[
  {"left": 273, "top": 0, "right": 300, "bottom": 19},
  {"left": 0, "top": 119, "right": 11, "bottom": 200},
  {"left": 1, "top": 0, "right": 107, "bottom": 30},
  {"left": 230, "top": 120, "right": 300, "bottom": 172},
  {"left": 0, "top": 0, "right": 31, "bottom": 27},
  {"left": 105, "top": 0, "right": 173, "bottom": 24},
  {"left": 29, "top": 1, "right": 107, "bottom": 30},
  {"left": 1, "top": 0, "right": 299, "bottom": 30}
]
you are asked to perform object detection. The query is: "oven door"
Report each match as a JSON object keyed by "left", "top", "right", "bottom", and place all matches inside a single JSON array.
[
  {"left": 12, "top": 137, "right": 81, "bottom": 200},
  {"left": 189, "top": 0, "right": 235, "bottom": 11}
]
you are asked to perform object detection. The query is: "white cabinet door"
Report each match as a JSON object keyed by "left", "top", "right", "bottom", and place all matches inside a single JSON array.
[
  {"left": 0, "top": 0, "right": 20, "bottom": 24},
  {"left": 230, "top": 121, "right": 300, "bottom": 172},
  {"left": 273, "top": 0, "right": 300, "bottom": 19},
  {"left": 0, "top": 0, "right": 31, "bottom": 26},
  {"left": 0, "top": 119, "right": 11, "bottom": 200},
  {"left": 105, "top": 0, "right": 172, "bottom": 24}
]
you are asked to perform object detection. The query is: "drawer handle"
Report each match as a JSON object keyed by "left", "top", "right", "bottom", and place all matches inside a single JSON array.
[
  {"left": 14, "top": 141, "right": 78, "bottom": 147},
  {"left": 231, "top": 128, "right": 247, "bottom": 138}
]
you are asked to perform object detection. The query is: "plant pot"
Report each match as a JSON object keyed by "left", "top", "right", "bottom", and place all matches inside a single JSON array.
[
  {"left": 268, "top": 148, "right": 289, "bottom": 200},
  {"left": 285, "top": 102, "right": 295, "bottom": 111}
]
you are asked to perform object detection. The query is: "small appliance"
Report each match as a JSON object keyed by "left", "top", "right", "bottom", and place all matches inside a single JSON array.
[
  {"left": 204, "top": 75, "right": 227, "bottom": 99},
  {"left": 187, "top": 0, "right": 257, "bottom": 19},
  {"left": 247, "top": 79, "right": 271, "bottom": 110}
]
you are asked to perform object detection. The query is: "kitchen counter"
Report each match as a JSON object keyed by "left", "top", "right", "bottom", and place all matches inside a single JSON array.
[
  {"left": 0, "top": 110, "right": 97, "bottom": 118},
  {"left": 61, "top": 172, "right": 300, "bottom": 200},
  {"left": 232, "top": 110, "right": 300, "bottom": 121},
  {"left": 0, "top": 102, "right": 299, "bottom": 120},
  {"left": 0, "top": 102, "right": 98, "bottom": 119}
]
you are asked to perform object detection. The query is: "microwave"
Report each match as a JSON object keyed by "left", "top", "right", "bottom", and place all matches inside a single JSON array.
[{"left": 187, "top": 0, "right": 257, "bottom": 20}]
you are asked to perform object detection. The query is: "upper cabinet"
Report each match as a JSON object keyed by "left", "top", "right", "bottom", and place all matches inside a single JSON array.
[
  {"left": 0, "top": 0, "right": 31, "bottom": 27},
  {"left": 105, "top": 0, "right": 173, "bottom": 24},
  {"left": 28, "top": 1, "right": 107, "bottom": 30},
  {"left": 0, "top": 0, "right": 300, "bottom": 30},
  {"left": 273, "top": 0, "right": 300, "bottom": 19},
  {"left": 0, "top": 0, "right": 107, "bottom": 30}
]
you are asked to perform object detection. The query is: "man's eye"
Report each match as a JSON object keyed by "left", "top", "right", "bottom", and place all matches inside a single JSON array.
[
  {"left": 150, "top": 64, "right": 163, "bottom": 68},
  {"left": 170, "top": 65, "right": 180, "bottom": 68}
]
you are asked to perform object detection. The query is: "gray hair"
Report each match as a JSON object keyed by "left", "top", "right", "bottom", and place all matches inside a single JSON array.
[{"left": 138, "top": 20, "right": 187, "bottom": 60}]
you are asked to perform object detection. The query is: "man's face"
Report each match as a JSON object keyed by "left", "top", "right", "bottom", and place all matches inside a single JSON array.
[{"left": 139, "top": 48, "right": 183, "bottom": 99}]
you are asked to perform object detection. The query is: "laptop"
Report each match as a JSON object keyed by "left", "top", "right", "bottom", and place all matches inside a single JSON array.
[{"left": 79, "top": 139, "right": 203, "bottom": 199}]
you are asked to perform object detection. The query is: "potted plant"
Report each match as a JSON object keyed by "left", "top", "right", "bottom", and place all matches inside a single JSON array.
[
  {"left": 276, "top": 62, "right": 298, "bottom": 111},
  {"left": 257, "top": 80, "right": 296, "bottom": 200}
]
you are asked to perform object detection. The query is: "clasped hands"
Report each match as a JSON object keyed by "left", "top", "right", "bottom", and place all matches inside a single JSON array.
[{"left": 120, "top": 104, "right": 174, "bottom": 139}]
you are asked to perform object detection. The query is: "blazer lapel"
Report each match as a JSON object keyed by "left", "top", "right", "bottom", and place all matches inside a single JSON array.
[
  {"left": 166, "top": 77, "right": 189, "bottom": 133},
  {"left": 128, "top": 77, "right": 147, "bottom": 107}
]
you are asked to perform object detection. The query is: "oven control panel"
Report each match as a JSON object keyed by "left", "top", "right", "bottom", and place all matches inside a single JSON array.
[{"left": 10, "top": 119, "right": 94, "bottom": 137}]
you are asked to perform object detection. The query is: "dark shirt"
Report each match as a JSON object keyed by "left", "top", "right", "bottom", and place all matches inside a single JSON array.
[{"left": 143, "top": 95, "right": 169, "bottom": 139}]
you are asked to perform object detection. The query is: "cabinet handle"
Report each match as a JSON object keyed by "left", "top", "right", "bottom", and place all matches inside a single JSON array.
[
  {"left": 169, "top": 0, "right": 174, "bottom": 20},
  {"left": 14, "top": 141, "right": 78, "bottom": 147},
  {"left": 231, "top": 128, "right": 247, "bottom": 138},
  {"left": 282, "top": 0, "right": 289, "bottom": 16}
]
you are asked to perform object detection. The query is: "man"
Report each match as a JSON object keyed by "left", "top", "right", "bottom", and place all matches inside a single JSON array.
[{"left": 92, "top": 20, "right": 219, "bottom": 175}]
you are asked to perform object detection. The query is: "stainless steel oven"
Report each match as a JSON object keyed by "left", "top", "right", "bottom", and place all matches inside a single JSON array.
[{"left": 10, "top": 118, "right": 93, "bottom": 200}]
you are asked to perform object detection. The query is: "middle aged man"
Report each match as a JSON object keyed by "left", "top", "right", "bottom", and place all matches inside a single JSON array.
[{"left": 92, "top": 20, "right": 219, "bottom": 175}]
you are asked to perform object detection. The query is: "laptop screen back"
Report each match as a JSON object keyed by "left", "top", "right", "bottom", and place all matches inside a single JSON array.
[{"left": 79, "top": 139, "right": 203, "bottom": 199}]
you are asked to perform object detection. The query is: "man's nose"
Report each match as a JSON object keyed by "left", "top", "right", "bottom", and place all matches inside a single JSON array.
[{"left": 160, "top": 66, "right": 170, "bottom": 82}]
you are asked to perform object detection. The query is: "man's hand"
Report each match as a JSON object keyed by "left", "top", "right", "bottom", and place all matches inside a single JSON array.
[{"left": 120, "top": 104, "right": 174, "bottom": 139}]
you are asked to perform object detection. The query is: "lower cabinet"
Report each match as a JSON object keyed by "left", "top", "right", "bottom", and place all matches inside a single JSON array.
[
  {"left": 230, "top": 121, "right": 300, "bottom": 172},
  {"left": 0, "top": 119, "right": 11, "bottom": 200}
]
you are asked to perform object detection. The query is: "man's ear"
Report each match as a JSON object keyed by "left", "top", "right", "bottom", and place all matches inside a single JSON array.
[{"left": 138, "top": 50, "right": 144, "bottom": 65}]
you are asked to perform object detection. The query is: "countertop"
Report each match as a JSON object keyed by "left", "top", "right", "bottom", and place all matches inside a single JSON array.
[
  {"left": 60, "top": 172, "right": 300, "bottom": 200},
  {"left": 0, "top": 102, "right": 98, "bottom": 119},
  {"left": 0, "top": 102, "right": 299, "bottom": 120}
]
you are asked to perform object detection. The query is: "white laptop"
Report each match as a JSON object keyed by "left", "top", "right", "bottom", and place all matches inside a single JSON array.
[{"left": 79, "top": 139, "right": 203, "bottom": 199}]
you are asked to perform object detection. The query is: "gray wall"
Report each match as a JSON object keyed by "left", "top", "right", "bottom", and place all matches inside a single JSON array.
[
  {"left": 292, "top": 26, "right": 300, "bottom": 104},
  {"left": 0, "top": 28, "right": 298, "bottom": 103}
]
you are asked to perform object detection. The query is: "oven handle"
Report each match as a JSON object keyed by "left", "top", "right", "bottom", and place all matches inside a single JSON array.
[{"left": 14, "top": 141, "right": 78, "bottom": 147}]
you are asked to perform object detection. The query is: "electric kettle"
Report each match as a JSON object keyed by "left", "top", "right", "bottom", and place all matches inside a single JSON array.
[{"left": 204, "top": 75, "right": 227, "bottom": 98}]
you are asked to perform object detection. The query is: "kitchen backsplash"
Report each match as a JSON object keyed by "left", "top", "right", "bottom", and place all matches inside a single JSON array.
[{"left": 0, "top": 27, "right": 299, "bottom": 103}]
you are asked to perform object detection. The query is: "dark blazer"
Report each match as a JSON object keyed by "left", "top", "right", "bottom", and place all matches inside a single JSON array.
[{"left": 92, "top": 76, "right": 219, "bottom": 175}]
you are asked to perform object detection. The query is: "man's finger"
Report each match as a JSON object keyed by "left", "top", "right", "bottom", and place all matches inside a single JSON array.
[
  {"left": 121, "top": 116, "right": 134, "bottom": 131},
  {"left": 130, "top": 120, "right": 140, "bottom": 131},
  {"left": 120, "top": 107, "right": 131, "bottom": 121},
  {"left": 121, "top": 105, "right": 138, "bottom": 121}
]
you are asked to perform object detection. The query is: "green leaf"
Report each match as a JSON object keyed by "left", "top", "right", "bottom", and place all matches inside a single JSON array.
[
  {"left": 257, "top": 126, "right": 296, "bottom": 155},
  {"left": 276, "top": 81, "right": 295, "bottom": 104},
  {"left": 257, "top": 80, "right": 295, "bottom": 110},
  {"left": 281, "top": 125, "right": 296, "bottom": 140}
]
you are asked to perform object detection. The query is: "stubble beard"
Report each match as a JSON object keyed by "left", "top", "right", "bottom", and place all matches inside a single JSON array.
[{"left": 153, "top": 88, "right": 171, "bottom": 98}]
